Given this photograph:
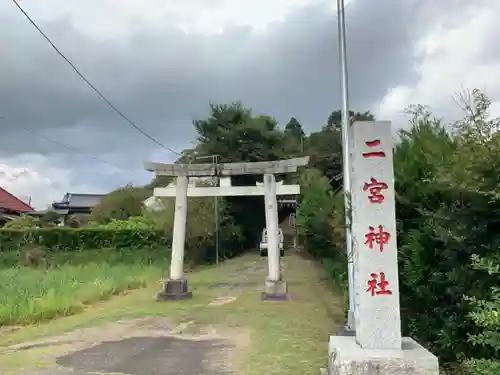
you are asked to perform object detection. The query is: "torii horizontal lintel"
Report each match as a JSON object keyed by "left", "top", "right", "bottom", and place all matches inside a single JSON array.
[
  {"left": 154, "top": 184, "right": 300, "bottom": 197},
  {"left": 144, "top": 157, "right": 309, "bottom": 177}
]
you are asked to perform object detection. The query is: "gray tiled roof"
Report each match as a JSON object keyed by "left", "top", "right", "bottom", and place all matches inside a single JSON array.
[{"left": 62, "top": 193, "right": 105, "bottom": 208}]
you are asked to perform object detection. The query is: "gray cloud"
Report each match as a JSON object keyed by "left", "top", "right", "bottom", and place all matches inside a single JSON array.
[{"left": 0, "top": 0, "right": 472, "bottom": 194}]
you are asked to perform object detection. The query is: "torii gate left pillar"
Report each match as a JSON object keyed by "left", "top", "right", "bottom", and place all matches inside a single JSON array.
[
  {"left": 157, "top": 174, "right": 192, "bottom": 300},
  {"left": 262, "top": 173, "right": 288, "bottom": 300}
]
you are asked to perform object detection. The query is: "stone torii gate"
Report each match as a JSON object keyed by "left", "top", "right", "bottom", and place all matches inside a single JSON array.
[{"left": 144, "top": 157, "right": 309, "bottom": 301}]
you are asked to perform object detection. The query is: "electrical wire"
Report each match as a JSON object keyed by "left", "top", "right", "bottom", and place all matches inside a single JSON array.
[
  {"left": 0, "top": 116, "right": 137, "bottom": 172},
  {"left": 11, "top": 0, "right": 182, "bottom": 156}
]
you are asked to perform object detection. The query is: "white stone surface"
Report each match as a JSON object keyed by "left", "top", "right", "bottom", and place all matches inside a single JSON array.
[
  {"left": 350, "top": 121, "right": 402, "bottom": 349},
  {"left": 143, "top": 196, "right": 165, "bottom": 212},
  {"left": 169, "top": 175, "right": 188, "bottom": 280},
  {"left": 154, "top": 183, "right": 299, "bottom": 197},
  {"left": 328, "top": 336, "right": 439, "bottom": 375},
  {"left": 256, "top": 180, "right": 284, "bottom": 186},
  {"left": 144, "top": 156, "right": 309, "bottom": 176},
  {"left": 219, "top": 176, "right": 231, "bottom": 187},
  {"left": 347, "top": 121, "right": 356, "bottom": 332},
  {"left": 264, "top": 173, "right": 281, "bottom": 281}
]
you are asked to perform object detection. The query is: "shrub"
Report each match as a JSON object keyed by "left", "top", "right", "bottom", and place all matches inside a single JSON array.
[
  {"left": 0, "top": 200, "right": 243, "bottom": 267},
  {"left": 89, "top": 185, "right": 150, "bottom": 223},
  {"left": 98, "top": 216, "right": 157, "bottom": 230},
  {"left": 463, "top": 254, "right": 500, "bottom": 370},
  {"left": 297, "top": 168, "right": 348, "bottom": 308},
  {"left": 303, "top": 90, "right": 500, "bottom": 372},
  {"left": 39, "top": 211, "right": 61, "bottom": 227},
  {"left": 296, "top": 168, "right": 336, "bottom": 258},
  {"left": 0, "top": 228, "right": 169, "bottom": 253},
  {"left": 393, "top": 107, "right": 461, "bottom": 360},
  {"left": 394, "top": 93, "right": 500, "bottom": 371},
  {"left": 137, "top": 193, "right": 245, "bottom": 264},
  {"left": 66, "top": 213, "right": 91, "bottom": 228},
  {"left": 461, "top": 359, "right": 500, "bottom": 375},
  {"left": 2, "top": 215, "right": 39, "bottom": 229}
]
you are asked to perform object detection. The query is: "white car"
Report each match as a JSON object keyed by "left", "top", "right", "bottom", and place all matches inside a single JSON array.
[{"left": 259, "top": 228, "right": 285, "bottom": 257}]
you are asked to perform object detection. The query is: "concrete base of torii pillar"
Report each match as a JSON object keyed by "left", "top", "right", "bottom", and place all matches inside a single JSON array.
[
  {"left": 261, "top": 173, "right": 289, "bottom": 301},
  {"left": 262, "top": 278, "right": 289, "bottom": 301},
  {"left": 157, "top": 279, "right": 192, "bottom": 301},
  {"left": 157, "top": 175, "right": 192, "bottom": 301}
]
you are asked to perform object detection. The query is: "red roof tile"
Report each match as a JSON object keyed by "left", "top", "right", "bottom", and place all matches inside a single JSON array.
[{"left": 0, "top": 187, "right": 34, "bottom": 213}]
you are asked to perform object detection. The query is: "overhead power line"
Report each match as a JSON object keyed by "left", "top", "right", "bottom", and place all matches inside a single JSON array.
[
  {"left": 0, "top": 116, "right": 136, "bottom": 172},
  {"left": 11, "top": 0, "right": 181, "bottom": 156}
]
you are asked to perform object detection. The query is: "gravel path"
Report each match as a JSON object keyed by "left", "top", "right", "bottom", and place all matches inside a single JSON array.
[
  {"left": 5, "top": 254, "right": 289, "bottom": 375},
  {"left": 10, "top": 317, "right": 237, "bottom": 375}
]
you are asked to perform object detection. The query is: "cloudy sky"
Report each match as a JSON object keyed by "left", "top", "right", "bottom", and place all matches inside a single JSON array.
[{"left": 1, "top": 0, "right": 499, "bottom": 209}]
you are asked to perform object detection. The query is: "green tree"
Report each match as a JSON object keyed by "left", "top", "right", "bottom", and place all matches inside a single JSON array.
[
  {"left": 283, "top": 117, "right": 305, "bottom": 155},
  {"left": 296, "top": 167, "right": 348, "bottom": 304},
  {"left": 145, "top": 175, "right": 174, "bottom": 190},
  {"left": 89, "top": 185, "right": 150, "bottom": 224},
  {"left": 393, "top": 106, "right": 458, "bottom": 360},
  {"left": 39, "top": 210, "right": 61, "bottom": 227},
  {"left": 190, "top": 102, "right": 287, "bottom": 247},
  {"left": 325, "top": 109, "right": 375, "bottom": 131},
  {"left": 305, "top": 109, "right": 376, "bottom": 190},
  {"left": 193, "top": 102, "right": 285, "bottom": 162},
  {"left": 296, "top": 168, "right": 335, "bottom": 258},
  {"left": 395, "top": 90, "right": 500, "bottom": 371},
  {"left": 306, "top": 127, "right": 343, "bottom": 190}
]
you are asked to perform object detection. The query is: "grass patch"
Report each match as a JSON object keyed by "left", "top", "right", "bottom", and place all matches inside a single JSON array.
[
  {"left": 181, "top": 254, "right": 344, "bottom": 375},
  {"left": 0, "top": 252, "right": 344, "bottom": 375},
  {"left": 0, "top": 248, "right": 168, "bottom": 326}
]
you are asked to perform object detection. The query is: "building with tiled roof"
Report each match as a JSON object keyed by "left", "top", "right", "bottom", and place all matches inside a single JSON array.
[
  {"left": 52, "top": 192, "right": 105, "bottom": 215},
  {"left": 0, "top": 187, "right": 34, "bottom": 224}
]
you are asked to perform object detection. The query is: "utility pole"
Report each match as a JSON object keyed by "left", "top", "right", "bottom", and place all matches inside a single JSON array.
[
  {"left": 213, "top": 154, "right": 220, "bottom": 265},
  {"left": 195, "top": 154, "right": 220, "bottom": 264},
  {"left": 337, "top": 0, "right": 355, "bottom": 332}
]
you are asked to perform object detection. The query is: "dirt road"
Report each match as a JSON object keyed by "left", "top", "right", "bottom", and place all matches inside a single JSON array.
[{"left": 0, "top": 251, "right": 344, "bottom": 375}]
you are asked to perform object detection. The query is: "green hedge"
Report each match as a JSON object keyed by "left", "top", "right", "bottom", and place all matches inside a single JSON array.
[
  {"left": 0, "top": 223, "right": 243, "bottom": 267},
  {"left": 0, "top": 228, "right": 170, "bottom": 252},
  {"left": 296, "top": 168, "right": 349, "bottom": 309},
  {"left": 297, "top": 97, "right": 500, "bottom": 375}
]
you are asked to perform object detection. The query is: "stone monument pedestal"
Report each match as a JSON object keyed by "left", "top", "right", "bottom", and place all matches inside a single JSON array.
[
  {"left": 328, "top": 336, "right": 439, "bottom": 375},
  {"left": 335, "top": 326, "right": 355, "bottom": 336},
  {"left": 157, "top": 278, "right": 193, "bottom": 301},
  {"left": 261, "top": 278, "right": 289, "bottom": 301}
]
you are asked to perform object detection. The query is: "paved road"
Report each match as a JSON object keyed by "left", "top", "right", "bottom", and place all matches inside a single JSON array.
[
  {"left": 56, "top": 336, "right": 231, "bottom": 375},
  {"left": 11, "top": 258, "right": 271, "bottom": 375},
  {"left": 7, "top": 254, "right": 294, "bottom": 375},
  {"left": 15, "top": 333, "right": 234, "bottom": 375}
]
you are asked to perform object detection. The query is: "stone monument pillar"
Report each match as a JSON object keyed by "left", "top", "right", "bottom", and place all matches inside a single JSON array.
[
  {"left": 262, "top": 173, "right": 288, "bottom": 300},
  {"left": 157, "top": 175, "right": 192, "bottom": 300},
  {"left": 327, "top": 121, "right": 439, "bottom": 374}
]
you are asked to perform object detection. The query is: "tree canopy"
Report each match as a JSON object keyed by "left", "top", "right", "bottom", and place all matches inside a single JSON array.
[{"left": 92, "top": 102, "right": 371, "bottom": 247}]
